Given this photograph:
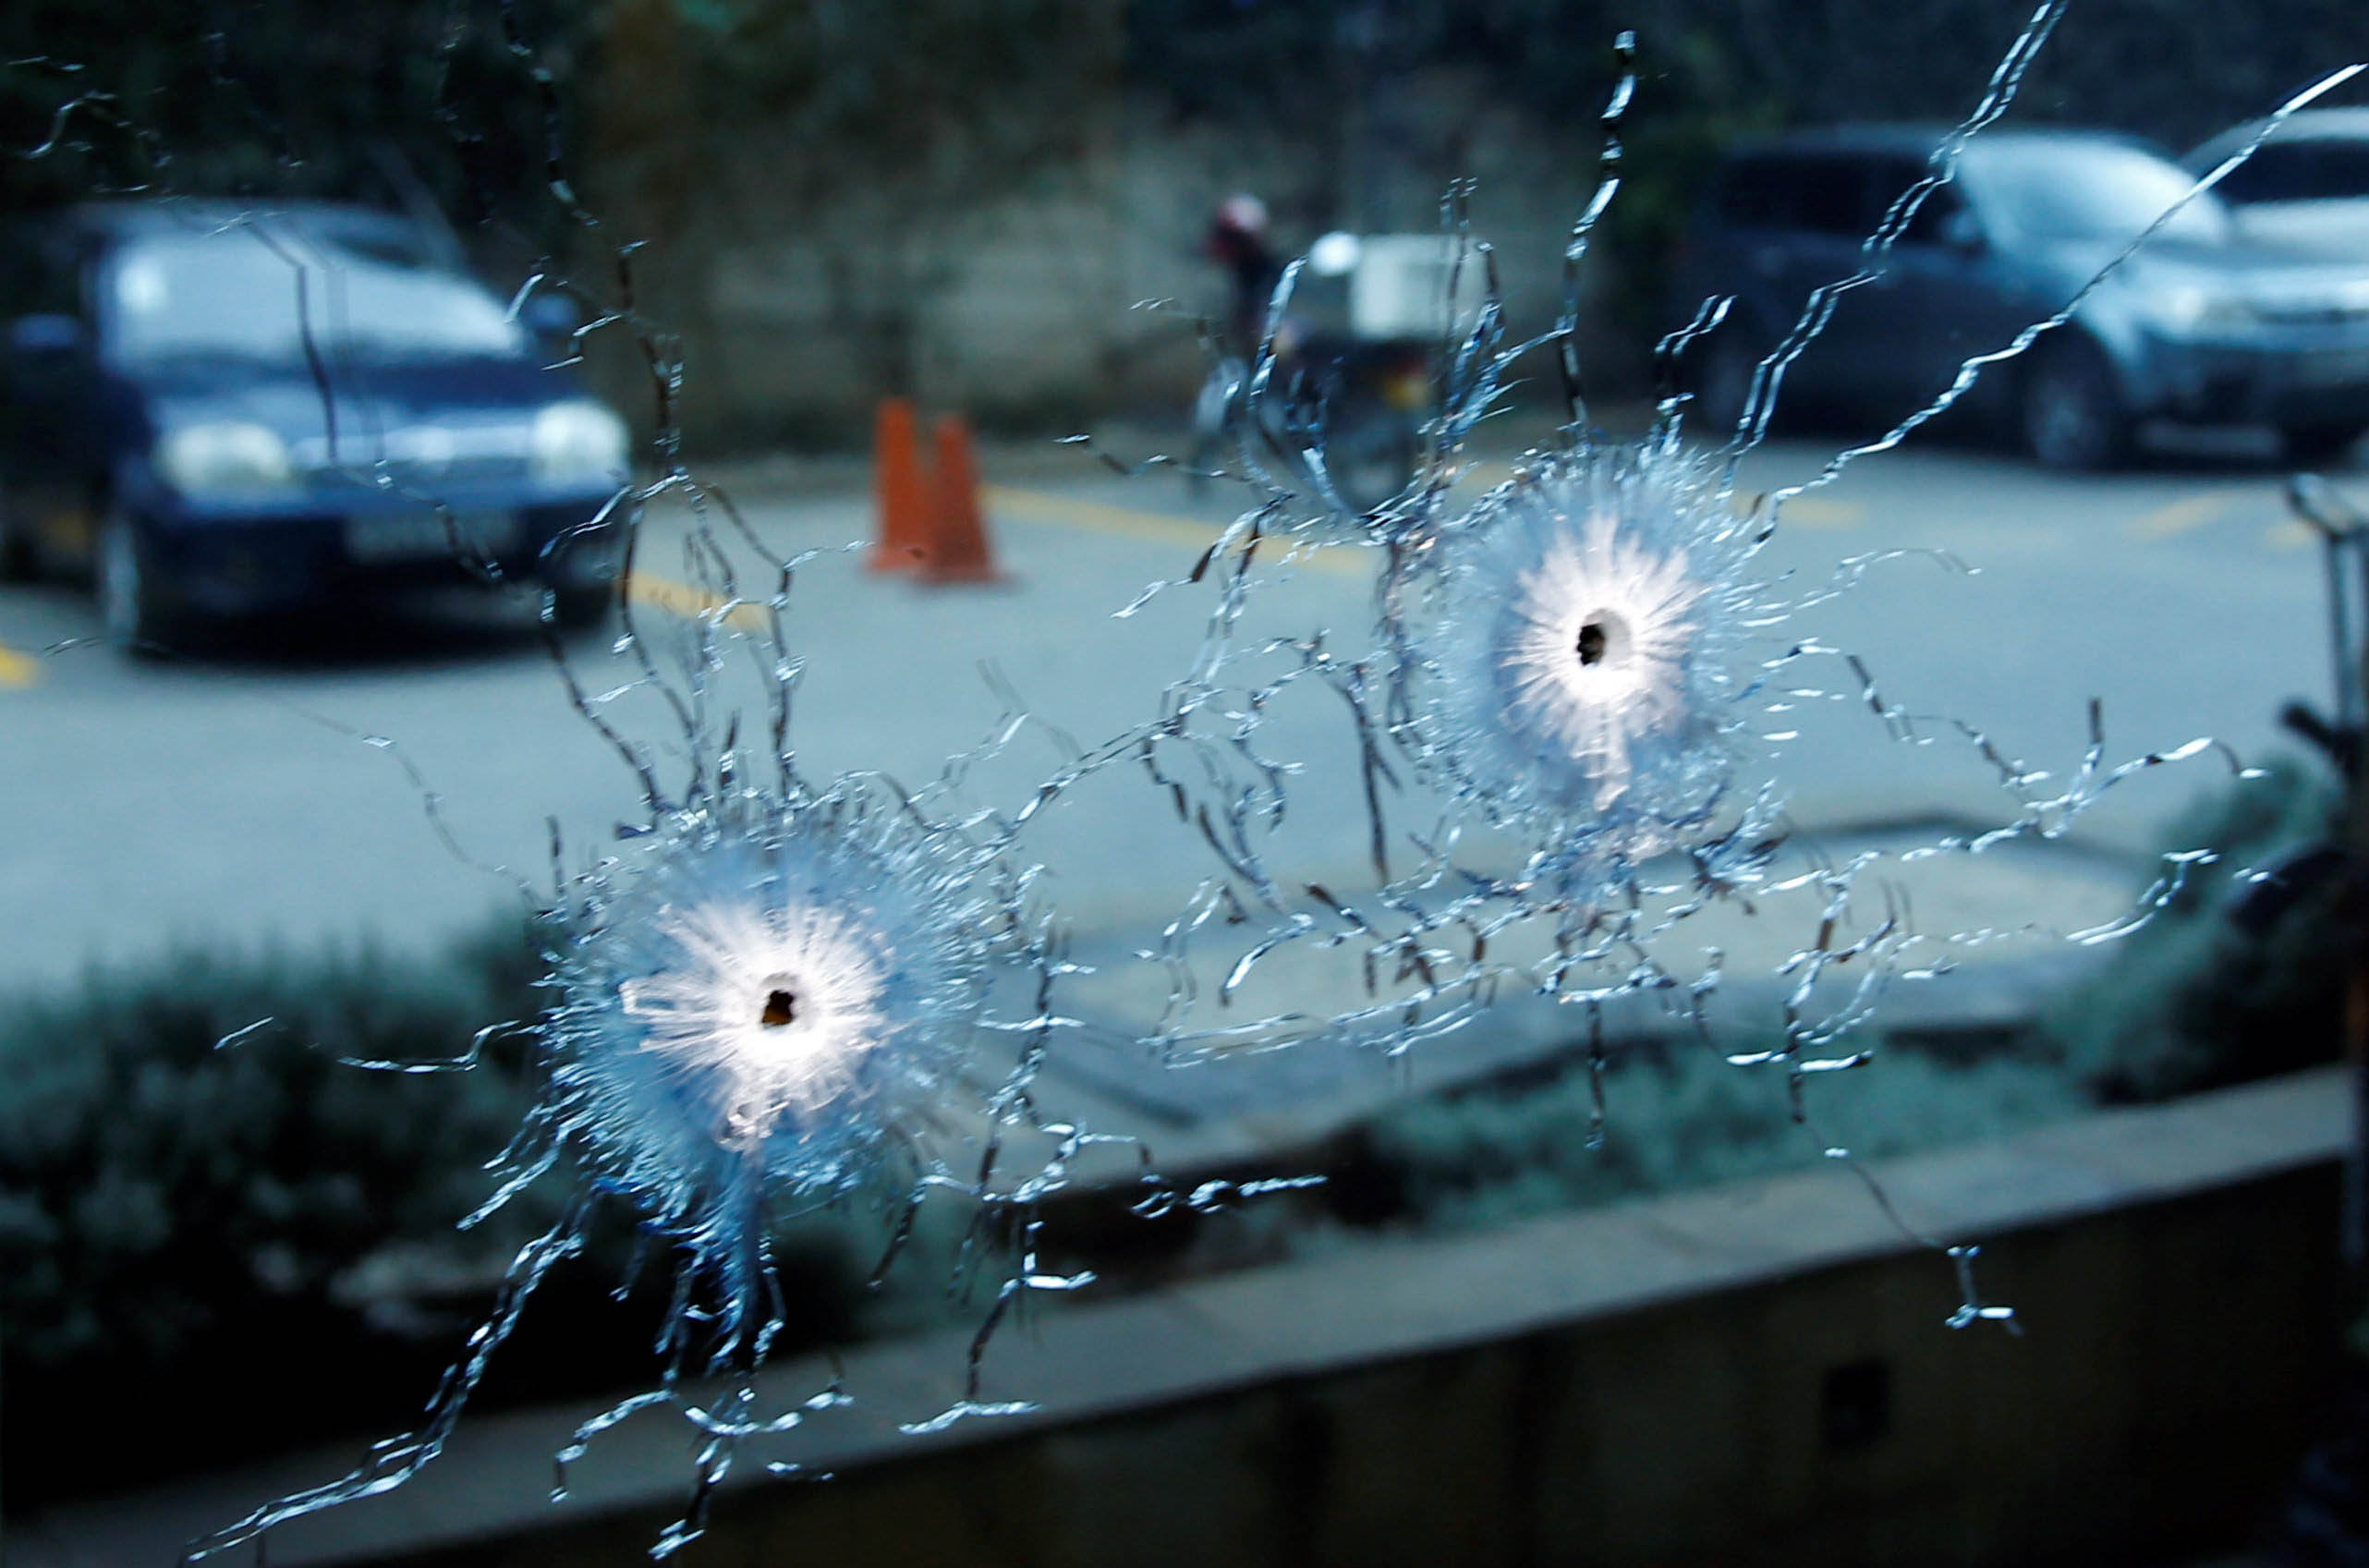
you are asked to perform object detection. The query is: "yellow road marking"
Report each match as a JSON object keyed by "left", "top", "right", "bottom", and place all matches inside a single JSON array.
[
  {"left": 1419, "top": 464, "right": 1869, "bottom": 529},
  {"left": 1768, "top": 495, "right": 1865, "bottom": 529},
  {"left": 626, "top": 475, "right": 1873, "bottom": 628},
  {"left": 2130, "top": 488, "right": 2244, "bottom": 541},
  {"left": 1723, "top": 492, "right": 1865, "bottom": 529},
  {"left": 1724, "top": 494, "right": 1866, "bottom": 530},
  {"left": 626, "top": 572, "right": 771, "bottom": 632},
  {"left": 0, "top": 640, "right": 36, "bottom": 687},
  {"left": 984, "top": 480, "right": 1872, "bottom": 560},
  {"left": 982, "top": 484, "right": 1366, "bottom": 575},
  {"left": 980, "top": 484, "right": 1222, "bottom": 551},
  {"left": 624, "top": 480, "right": 1370, "bottom": 635}
]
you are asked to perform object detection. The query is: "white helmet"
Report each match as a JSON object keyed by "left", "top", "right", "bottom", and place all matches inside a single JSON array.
[{"left": 1216, "top": 193, "right": 1270, "bottom": 238}]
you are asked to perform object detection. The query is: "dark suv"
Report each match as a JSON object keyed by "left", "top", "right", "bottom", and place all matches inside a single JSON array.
[
  {"left": 2184, "top": 107, "right": 2369, "bottom": 260},
  {"left": 1670, "top": 126, "right": 2369, "bottom": 468}
]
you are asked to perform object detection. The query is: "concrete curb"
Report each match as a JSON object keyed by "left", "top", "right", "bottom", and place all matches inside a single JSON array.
[{"left": 14, "top": 1066, "right": 2344, "bottom": 1567}]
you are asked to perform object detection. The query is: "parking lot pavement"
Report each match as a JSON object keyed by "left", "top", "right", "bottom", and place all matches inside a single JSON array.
[
  {"left": 1023, "top": 821, "right": 2144, "bottom": 1173},
  {"left": 0, "top": 424, "right": 2346, "bottom": 1003}
]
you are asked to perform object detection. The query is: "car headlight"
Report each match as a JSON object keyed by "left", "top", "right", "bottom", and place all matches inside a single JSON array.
[
  {"left": 531, "top": 400, "right": 629, "bottom": 485},
  {"left": 155, "top": 421, "right": 295, "bottom": 496}
]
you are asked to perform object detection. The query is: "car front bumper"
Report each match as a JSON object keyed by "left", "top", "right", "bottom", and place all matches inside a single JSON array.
[
  {"left": 129, "top": 482, "right": 626, "bottom": 618},
  {"left": 2130, "top": 327, "right": 2369, "bottom": 428}
]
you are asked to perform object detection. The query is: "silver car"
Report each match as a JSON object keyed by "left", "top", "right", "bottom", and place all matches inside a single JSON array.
[
  {"left": 2184, "top": 107, "right": 2369, "bottom": 261},
  {"left": 1672, "top": 126, "right": 2369, "bottom": 468}
]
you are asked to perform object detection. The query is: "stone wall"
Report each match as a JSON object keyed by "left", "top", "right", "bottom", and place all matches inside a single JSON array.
[{"left": 578, "top": 67, "right": 1626, "bottom": 452}]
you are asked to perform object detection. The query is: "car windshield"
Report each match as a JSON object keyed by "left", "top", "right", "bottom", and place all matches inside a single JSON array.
[
  {"left": 1966, "top": 141, "right": 2230, "bottom": 246},
  {"left": 103, "top": 224, "right": 528, "bottom": 363},
  {"left": 2213, "top": 139, "right": 2369, "bottom": 204}
]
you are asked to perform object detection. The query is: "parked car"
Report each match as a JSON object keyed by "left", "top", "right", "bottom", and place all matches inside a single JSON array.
[
  {"left": 2183, "top": 107, "right": 2369, "bottom": 260},
  {"left": 0, "top": 200, "right": 630, "bottom": 650},
  {"left": 1670, "top": 126, "right": 2369, "bottom": 468}
]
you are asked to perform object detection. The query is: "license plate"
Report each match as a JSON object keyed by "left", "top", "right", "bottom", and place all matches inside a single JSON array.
[{"left": 345, "top": 510, "right": 520, "bottom": 564}]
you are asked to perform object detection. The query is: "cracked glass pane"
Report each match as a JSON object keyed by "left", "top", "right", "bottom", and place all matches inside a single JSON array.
[{"left": 0, "top": 2, "right": 2363, "bottom": 1560}]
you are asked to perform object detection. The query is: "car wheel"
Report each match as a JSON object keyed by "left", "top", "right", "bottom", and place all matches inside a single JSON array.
[
  {"left": 548, "top": 578, "right": 616, "bottom": 633},
  {"left": 97, "top": 510, "right": 174, "bottom": 654},
  {"left": 0, "top": 482, "right": 33, "bottom": 582},
  {"left": 2282, "top": 421, "right": 2366, "bottom": 467},
  {"left": 2021, "top": 334, "right": 2131, "bottom": 470}
]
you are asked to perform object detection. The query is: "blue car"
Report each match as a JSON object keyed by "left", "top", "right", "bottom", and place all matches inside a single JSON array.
[{"left": 0, "top": 200, "right": 630, "bottom": 649}]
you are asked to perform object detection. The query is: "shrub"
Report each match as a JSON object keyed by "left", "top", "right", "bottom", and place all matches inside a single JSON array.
[
  {"left": 0, "top": 928, "right": 557, "bottom": 1503},
  {"left": 2044, "top": 754, "right": 2348, "bottom": 1102}
]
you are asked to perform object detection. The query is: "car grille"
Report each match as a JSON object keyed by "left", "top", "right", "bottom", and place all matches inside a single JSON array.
[
  {"left": 2255, "top": 300, "right": 2369, "bottom": 327},
  {"left": 291, "top": 425, "right": 535, "bottom": 486},
  {"left": 318, "top": 453, "right": 533, "bottom": 485}
]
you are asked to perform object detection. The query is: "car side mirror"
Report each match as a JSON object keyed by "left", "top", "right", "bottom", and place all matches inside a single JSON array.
[
  {"left": 1940, "top": 210, "right": 1986, "bottom": 255},
  {"left": 8, "top": 312, "right": 86, "bottom": 358}
]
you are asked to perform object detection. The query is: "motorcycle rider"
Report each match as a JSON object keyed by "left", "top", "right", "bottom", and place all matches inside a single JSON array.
[
  {"left": 1190, "top": 193, "right": 1419, "bottom": 511},
  {"left": 1204, "top": 193, "right": 1284, "bottom": 359}
]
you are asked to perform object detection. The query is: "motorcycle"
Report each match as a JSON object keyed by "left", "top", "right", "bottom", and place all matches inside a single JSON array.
[{"left": 1191, "top": 231, "right": 1444, "bottom": 517}]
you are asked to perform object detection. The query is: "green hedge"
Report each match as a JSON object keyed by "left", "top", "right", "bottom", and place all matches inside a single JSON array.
[{"left": 0, "top": 927, "right": 577, "bottom": 1506}]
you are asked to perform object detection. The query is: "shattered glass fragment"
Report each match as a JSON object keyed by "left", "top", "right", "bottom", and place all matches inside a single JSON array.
[
  {"left": 549, "top": 785, "right": 998, "bottom": 1350},
  {"left": 0, "top": 1, "right": 2357, "bottom": 1558},
  {"left": 1112, "top": 2, "right": 2363, "bottom": 1347},
  {"left": 1402, "top": 434, "right": 1757, "bottom": 857}
]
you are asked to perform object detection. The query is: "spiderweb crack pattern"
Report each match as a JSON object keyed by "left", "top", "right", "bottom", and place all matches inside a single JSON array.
[
  {"left": 1109, "top": 0, "right": 2346, "bottom": 1338},
  {"left": 0, "top": 2, "right": 2343, "bottom": 1556}
]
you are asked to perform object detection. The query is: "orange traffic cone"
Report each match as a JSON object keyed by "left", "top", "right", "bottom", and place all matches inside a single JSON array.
[
  {"left": 869, "top": 396, "right": 927, "bottom": 572},
  {"left": 918, "top": 413, "right": 1002, "bottom": 584}
]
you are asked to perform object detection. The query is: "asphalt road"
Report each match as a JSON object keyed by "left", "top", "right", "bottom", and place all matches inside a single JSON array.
[{"left": 0, "top": 425, "right": 2353, "bottom": 998}]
